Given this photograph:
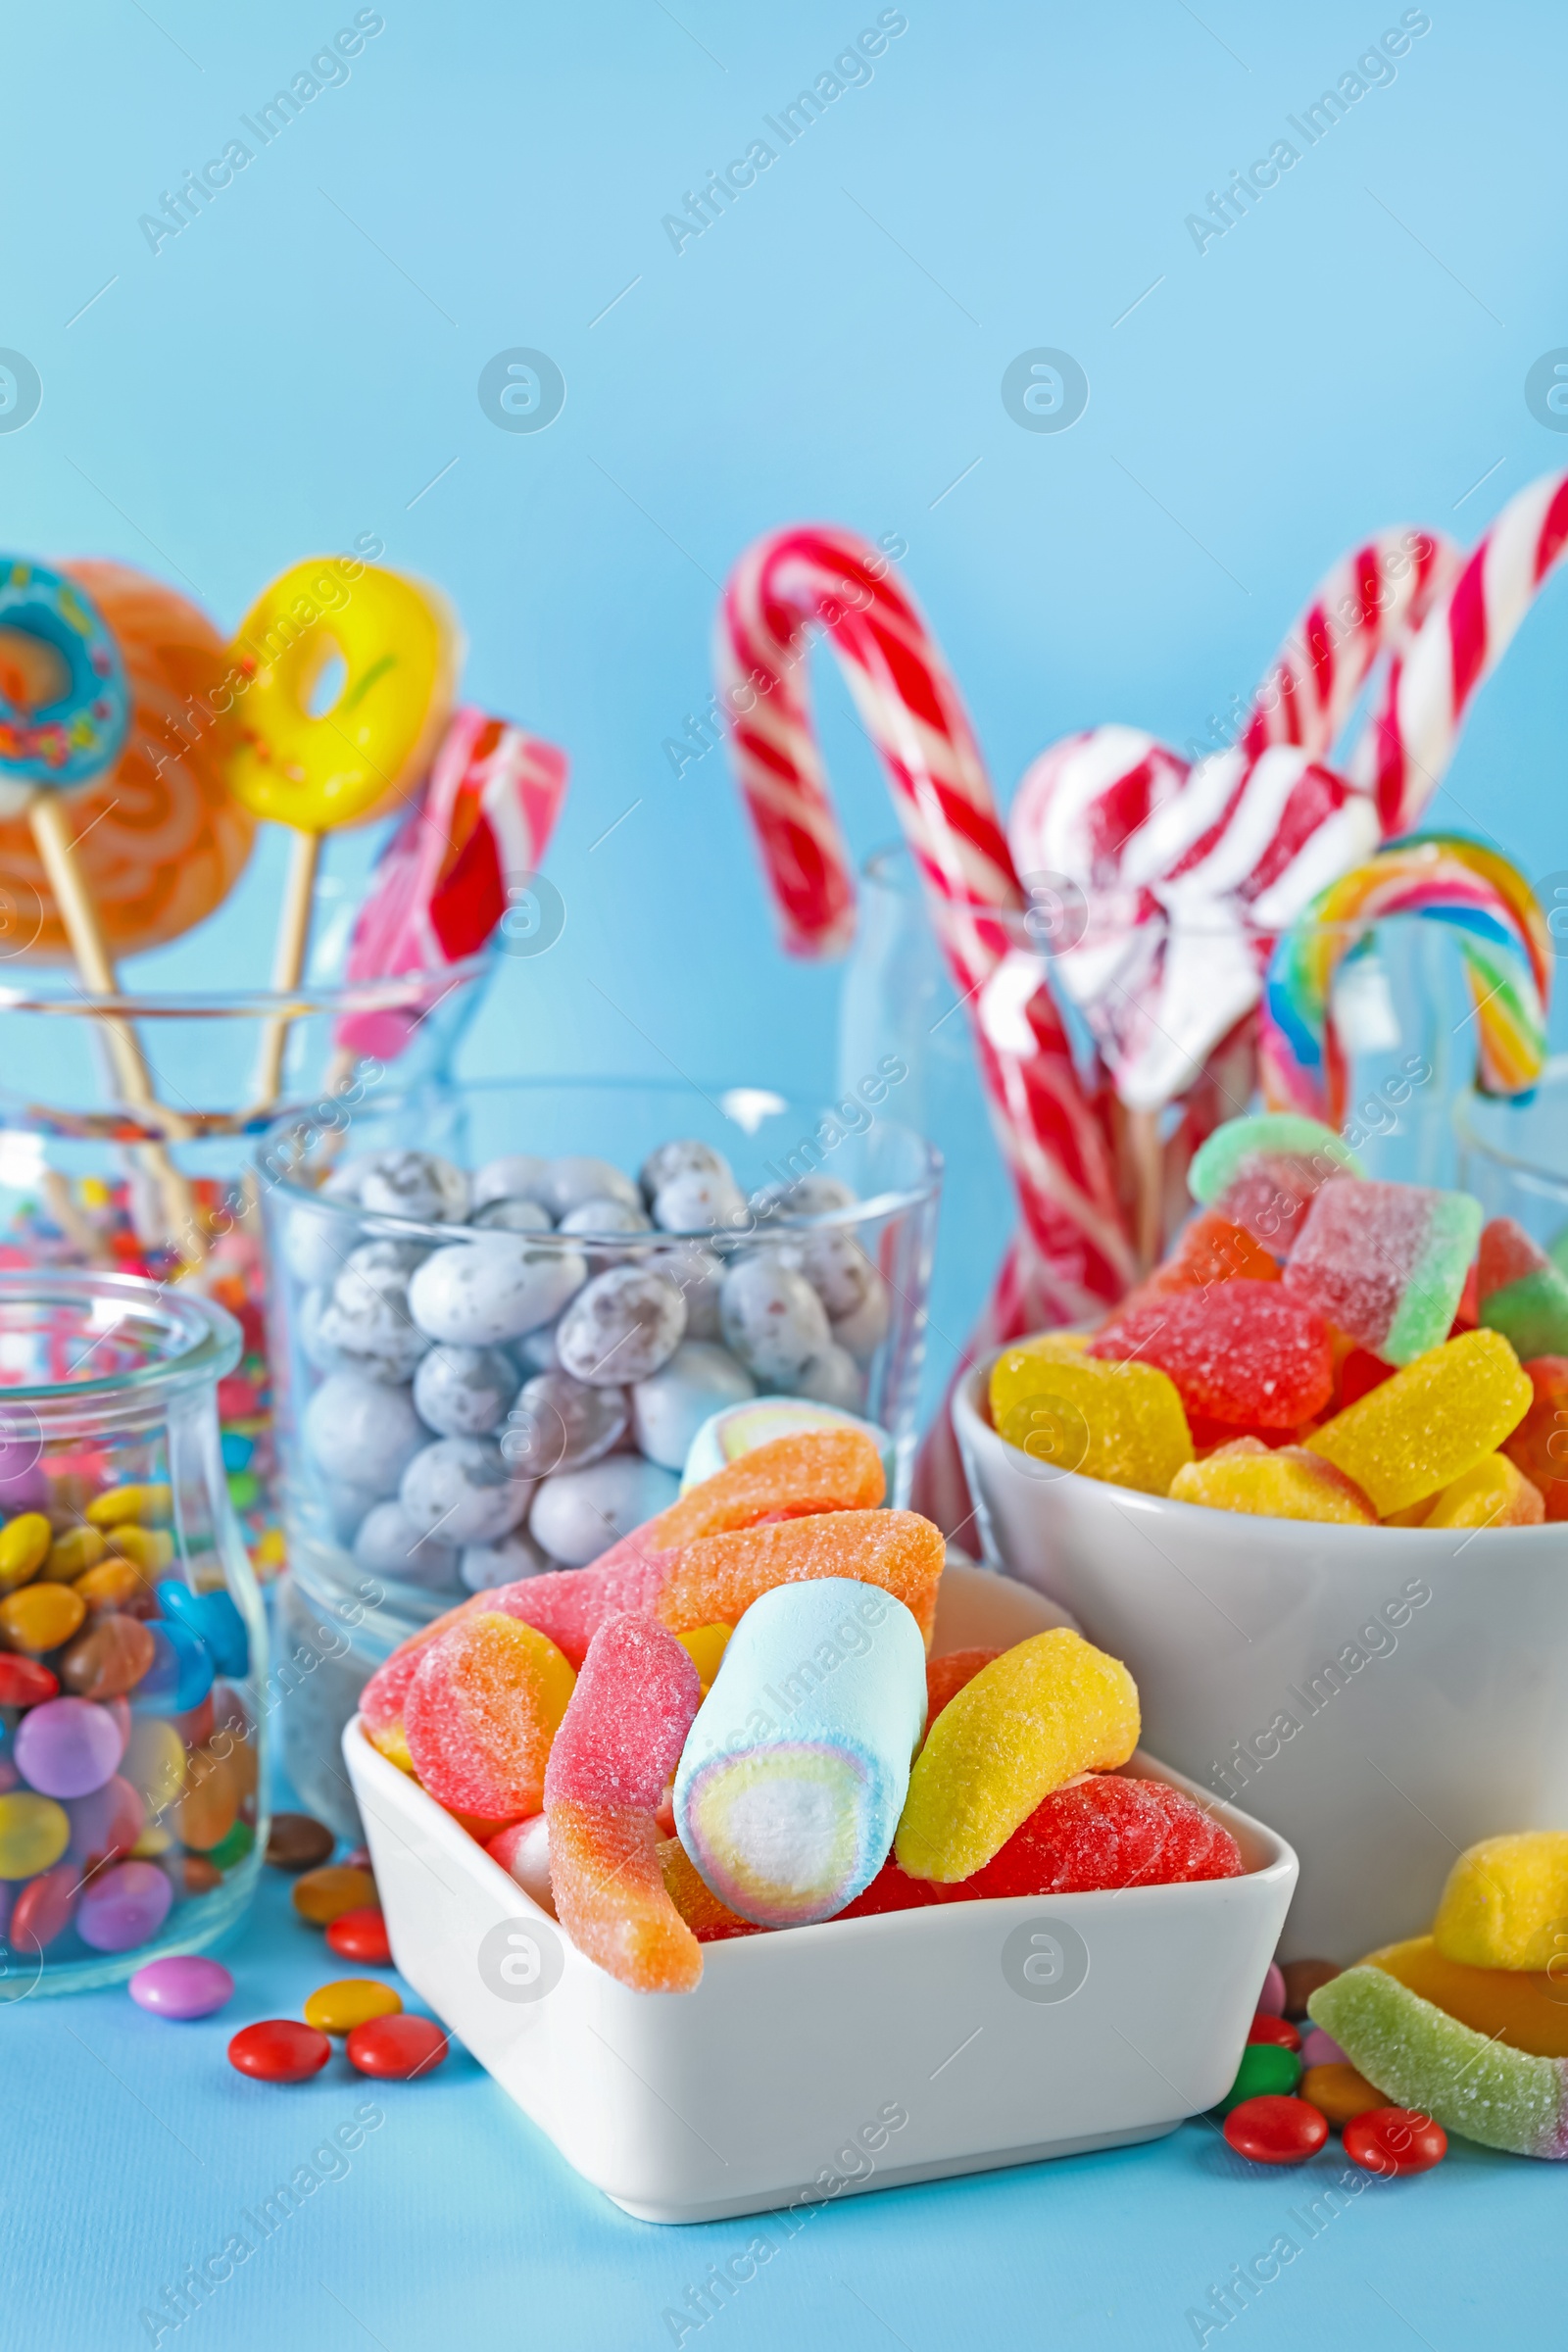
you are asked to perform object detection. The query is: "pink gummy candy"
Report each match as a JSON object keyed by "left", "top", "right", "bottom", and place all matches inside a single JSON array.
[
  {"left": 961, "top": 1775, "right": 1243, "bottom": 1897},
  {"left": 1283, "top": 1177, "right": 1482, "bottom": 1364},
  {"left": 1089, "top": 1280, "right": 1333, "bottom": 1428},
  {"left": 493, "top": 1552, "right": 671, "bottom": 1670},
  {"left": 544, "top": 1613, "right": 699, "bottom": 1811}
]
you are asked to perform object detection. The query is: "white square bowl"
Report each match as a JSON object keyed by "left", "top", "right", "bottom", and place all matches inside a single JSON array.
[
  {"left": 954, "top": 1356, "right": 1568, "bottom": 1964},
  {"left": 343, "top": 1565, "right": 1296, "bottom": 2224}
]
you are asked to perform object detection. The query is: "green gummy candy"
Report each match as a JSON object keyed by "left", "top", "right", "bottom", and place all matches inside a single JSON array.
[
  {"left": 1384, "top": 1189, "right": 1485, "bottom": 1364},
  {"left": 1309, "top": 1965, "right": 1568, "bottom": 2159},
  {"left": 1217, "top": 2039, "right": 1300, "bottom": 2113},
  {"left": 1481, "top": 1266, "right": 1568, "bottom": 1361},
  {"left": 1188, "top": 1114, "right": 1363, "bottom": 1207},
  {"left": 1550, "top": 1224, "right": 1568, "bottom": 1282}
]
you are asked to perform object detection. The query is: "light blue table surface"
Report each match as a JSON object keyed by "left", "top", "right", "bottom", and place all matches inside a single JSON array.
[{"left": 4, "top": 1, "right": 1565, "bottom": 2340}]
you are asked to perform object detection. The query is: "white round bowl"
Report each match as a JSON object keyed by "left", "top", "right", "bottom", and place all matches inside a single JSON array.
[{"left": 955, "top": 1356, "right": 1568, "bottom": 1963}]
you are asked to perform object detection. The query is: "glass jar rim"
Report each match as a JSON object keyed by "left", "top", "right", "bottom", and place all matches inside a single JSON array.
[
  {"left": 0, "top": 1269, "right": 241, "bottom": 1412},
  {"left": 0, "top": 951, "right": 492, "bottom": 1022},
  {"left": 1454, "top": 1057, "right": 1568, "bottom": 1197},
  {"left": 262, "top": 1074, "right": 943, "bottom": 1244}
]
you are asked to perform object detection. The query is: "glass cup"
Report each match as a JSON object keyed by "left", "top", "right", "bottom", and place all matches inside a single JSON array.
[
  {"left": 0, "top": 957, "right": 492, "bottom": 1593},
  {"left": 259, "top": 1075, "right": 941, "bottom": 1835},
  {"left": 1455, "top": 1057, "right": 1568, "bottom": 1250},
  {"left": 0, "top": 1269, "right": 266, "bottom": 1995}
]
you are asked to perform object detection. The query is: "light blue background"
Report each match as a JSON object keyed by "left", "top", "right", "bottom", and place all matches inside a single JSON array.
[{"left": 5, "top": 2, "right": 1567, "bottom": 2343}]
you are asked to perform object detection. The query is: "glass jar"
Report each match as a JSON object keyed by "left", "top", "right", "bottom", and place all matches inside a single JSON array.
[
  {"left": 0, "top": 957, "right": 491, "bottom": 1594},
  {"left": 1455, "top": 1057, "right": 1568, "bottom": 1248},
  {"left": 259, "top": 1075, "right": 941, "bottom": 1829},
  {"left": 0, "top": 1270, "right": 266, "bottom": 1995}
]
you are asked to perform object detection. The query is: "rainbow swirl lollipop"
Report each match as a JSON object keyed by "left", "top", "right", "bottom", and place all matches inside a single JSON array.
[{"left": 1260, "top": 833, "right": 1550, "bottom": 1125}]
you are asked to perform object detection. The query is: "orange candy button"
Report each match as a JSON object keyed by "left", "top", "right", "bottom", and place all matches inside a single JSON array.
[
  {"left": 1299, "top": 2062, "right": 1386, "bottom": 2127},
  {"left": 303, "top": 1979, "right": 402, "bottom": 2036},
  {"left": 0, "top": 1582, "right": 86, "bottom": 1653},
  {"left": 291, "top": 1864, "right": 377, "bottom": 1925}
]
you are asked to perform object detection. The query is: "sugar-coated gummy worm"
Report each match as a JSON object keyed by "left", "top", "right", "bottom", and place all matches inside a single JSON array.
[
  {"left": 1309, "top": 1964, "right": 1568, "bottom": 2158},
  {"left": 653, "top": 1508, "right": 946, "bottom": 1648}
]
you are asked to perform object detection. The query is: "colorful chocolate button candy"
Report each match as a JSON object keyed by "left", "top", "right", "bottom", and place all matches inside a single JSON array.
[
  {"left": 304, "top": 1978, "right": 402, "bottom": 2036},
  {"left": 265, "top": 1811, "right": 335, "bottom": 1872},
  {"left": 129, "top": 1955, "right": 235, "bottom": 2019},
  {"left": 326, "top": 1907, "right": 393, "bottom": 1965},
  {"left": 345, "top": 2012, "right": 448, "bottom": 2079},
  {"left": 228, "top": 2019, "right": 332, "bottom": 2082},
  {"left": 1223, "top": 2094, "right": 1329, "bottom": 2165},
  {"left": 292, "top": 1864, "right": 377, "bottom": 1925}
]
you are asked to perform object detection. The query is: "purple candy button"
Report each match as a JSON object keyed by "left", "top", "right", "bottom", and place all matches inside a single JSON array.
[
  {"left": 129, "top": 1954, "right": 235, "bottom": 2019},
  {"left": 15, "top": 1696, "right": 124, "bottom": 1798},
  {"left": 1300, "top": 2026, "right": 1348, "bottom": 2069},
  {"left": 76, "top": 1859, "right": 173, "bottom": 1953}
]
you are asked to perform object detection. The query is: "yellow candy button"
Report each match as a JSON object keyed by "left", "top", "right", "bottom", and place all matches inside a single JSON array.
[
  {"left": 303, "top": 1979, "right": 403, "bottom": 2036},
  {"left": 0, "top": 1790, "right": 71, "bottom": 1879},
  {"left": 0, "top": 1581, "right": 85, "bottom": 1653},
  {"left": 86, "top": 1482, "right": 172, "bottom": 1528},
  {"left": 42, "top": 1526, "right": 105, "bottom": 1583},
  {"left": 105, "top": 1526, "right": 174, "bottom": 1576},
  {"left": 0, "top": 1512, "right": 52, "bottom": 1592}
]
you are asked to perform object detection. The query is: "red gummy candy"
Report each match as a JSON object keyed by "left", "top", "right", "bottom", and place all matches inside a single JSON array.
[
  {"left": 925, "top": 1648, "right": 1000, "bottom": 1724},
  {"left": 1478, "top": 1216, "right": 1545, "bottom": 1298},
  {"left": 1501, "top": 1357, "right": 1568, "bottom": 1521},
  {"left": 837, "top": 1859, "right": 946, "bottom": 1919},
  {"left": 959, "top": 1774, "right": 1243, "bottom": 1898},
  {"left": 1137, "top": 1211, "right": 1282, "bottom": 1302},
  {"left": 544, "top": 1614, "right": 699, "bottom": 1810},
  {"left": 1089, "top": 1281, "right": 1333, "bottom": 1428},
  {"left": 1337, "top": 1347, "right": 1396, "bottom": 1411}
]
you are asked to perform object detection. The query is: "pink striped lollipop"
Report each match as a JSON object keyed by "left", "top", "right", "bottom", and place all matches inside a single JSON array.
[
  {"left": 717, "top": 524, "right": 1134, "bottom": 1319},
  {"left": 1351, "top": 470, "right": 1568, "bottom": 832}
]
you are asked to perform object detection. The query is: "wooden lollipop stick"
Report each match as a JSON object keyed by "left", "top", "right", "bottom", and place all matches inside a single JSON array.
[
  {"left": 28, "top": 794, "right": 206, "bottom": 1261},
  {"left": 1125, "top": 1105, "right": 1165, "bottom": 1278},
  {"left": 251, "top": 827, "right": 321, "bottom": 1111}
]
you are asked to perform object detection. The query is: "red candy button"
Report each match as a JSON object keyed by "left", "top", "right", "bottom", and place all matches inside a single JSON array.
[
  {"left": 326, "top": 1906, "right": 393, "bottom": 1965},
  {"left": 1223, "top": 2094, "right": 1329, "bottom": 2165},
  {"left": 11, "top": 1864, "right": 80, "bottom": 1953},
  {"left": 0, "top": 1656, "right": 58, "bottom": 1707},
  {"left": 227, "top": 2020, "right": 332, "bottom": 2082},
  {"left": 346, "top": 2012, "right": 448, "bottom": 2080},
  {"left": 1247, "top": 2013, "right": 1303, "bottom": 2052},
  {"left": 1343, "top": 2107, "right": 1447, "bottom": 2176}
]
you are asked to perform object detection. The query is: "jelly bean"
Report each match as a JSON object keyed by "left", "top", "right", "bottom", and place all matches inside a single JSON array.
[
  {"left": 305, "top": 1370, "right": 427, "bottom": 1494},
  {"left": 639, "top": 1139, "right": 728, "bottom": 1201},
  {"left": 0, "top": 1581, "right": 85, "bottom": 1653},
  {"left": 10, "top": 1861, "right": 80, "bottom": 1950},
  {"left": 318, "top": 1243, "right": 433, "bottom": 1385},
  {"left": 990, "top": 1345, "right": 1193, "bottom": 1494},
  {"left": 0, "top": 1790, "right": 71, "bottom": 1878},
  {"left": 1299, "top": 2027, "right": 1348, "bottom": 2069},
  {"left": 1501, "top": 1355, "right": 1568, "bottom": 1521},
  {"left": 77, "top": 1858, "right": 173, "bottom": 1952},
  {"left": 0, "top": 1655, "right": 57, "bottom": 1707},
  {"left": 460, "top": 1530, "right": 550, "bottom": 1591},
  {"left": 896, "top": 1630, "right": 1140, "bottom": 1884},
  {"left": 180, "top": 1854, "right": 223, "bottom": 1895},
  {"left": 0, "top": 1511, "right": 52, "bottom": 1592},
  {"left": 122, "top": 1716, "right": 186, "bottom": 1812},
  {"left": 413, "top": 1344, "right": 519, "bottom": 1440},
  {"left": 1343, "top": 2107, "right": 1447, "bottom": 2177},
  {"left": 66, "top": 1775, "right": 144, "bottom": 1870},
  {"left": 1217, "top": 2042, "right": 1301, "bottom": 2113},
  {"left": 133, "top": 1618, "right": 215, "bottom": 1717},
  {"left": 61, "top": 1613, "right": 157, "bottom": 1699},
  {"left": 74, "top": 1558, "right": 146, "bottom": 1612},
  {"left": 1257, "top": 1961, "right": 1287, "bottom": 2017},
  {"left": 293, "top": 1864, "right": 377, "bottom": 1925},
  {"left": 631, "top": 1343, "right": 755, "bottom": 1472},
  {"left": 266, "top": 1812, "right": 335, "bottom": 1872},
  {"left": 555, "top": 1265, "right": 687, "bottom": 1389},
  {"left": 1299, "top": 2062, "right": 1386, "bottom": 2127},
  {"left": 346, "top": 2012, "right": 448, "bottom": 2079},
  {"left": 105, "top": 1525, "right": 173, "bottom": 1577},
  {"left": 559, "top": 1196, "right": 654, "bottom": 1240},
  {"left": 1434, "top": 1831, "right": 1568, "bottom": 1971},
  {"left": 409, "top": 1236, "right": 586, "bottom": 1348},
  {"left": 173, "top": 1748, "right": 238, "bottom": 1852},
  {"left": 719, "top": 1255, "right": 831, "bottom": 1387},
  {"left": 353, "top": 1501, "right": 461, "bottom": 1591},
  {"left": 304, "top": 1978, "right": 402, "bottom": 2036},
  {"left": 401, "top": 1437, "right": 531, "bottom": 1547},
  {"left": 405, "top": 1612, "right": 574, "bottom": 1819},
  {"left": 15, "top": 1695, "right": 123, "bottom": 1799},
  {"left": 129, "top": 1955, "right": 234, "bottom": 2018},
  {"left": 358, "top": 1151, "right": 468, "bottom": 1224},
  {"left": 469, "top": 1152, "right": 552, "bottom": 1211},
  {"left": 1223, "top": 2094, "right": 1330, "bottom": 2166},
  {"left": 542, "top": 1156, "right": 641, "bottom": 1220},
  {"left": 1308, "top": 1329, "right": 1533, "bottom": 1518},
  {"left": 326, "top": 1906, "right": 392, "bottom": 1965},
  {"left": 1248, "top": 2013, "right": 1302, "bottom": 2052},
  {"left": 528, "top": 1456, "right": 679, "bottom": 1569},
  {"left": 228, "top": 2019, "right": 332, "bottom": 2082},
  {"left": 470, "top": 1196, "right": 553, "bottom": 1235},
  {"left": 154, "top": 1582, "right": 250, "bottom": 1678},
  {"left": 87, "top": 1482, "right": 172, "bottom": 1528},
  {"left": 206, "top": 1819, "right": 254, "bottom": 1871},
  {"left": 502, "top": 1368, "right": 629, "bottom": 1479},
  {"left": 1281, "top": 1957, "right": 1341, "bottom": 2018}
]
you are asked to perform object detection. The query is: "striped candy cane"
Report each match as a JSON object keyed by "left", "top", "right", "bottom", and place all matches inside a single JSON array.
[
  {"left": 717, "top": 524, "right": 1135, "bottom": 1319},
  {"left": 1239, "top": 526, "right": 1460, "bottom": 764},
  {"left": 1351, "top": 470, "right": 1568, "bottom": 832}
]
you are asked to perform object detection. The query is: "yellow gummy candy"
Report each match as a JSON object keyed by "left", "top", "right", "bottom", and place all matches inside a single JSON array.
[
  {"left": 1306, "top": 1329, "right": 1533, "bottom": 1518},
  {"left": 895, "top": 1628, "right": 1140, "bottom": 1882},
  {"left": 1421, "top": 1453, "right": 1544, "bottom": 1530},
  {"left": 1434, "top": 1833, "right": 1568, "bottom": 1972},
  {"left": 1365, "top": 1935, "right": 1568, "bottom": 2057},
  {"left": 673, "top": 1623, "right": 731, "bottom": 1692},
  {"left": 1168, "top": 1438, "right": 1375, "bottom": 1524},
  {"left": 990, "top": 1348, "right": 1192, "bottom": 1496}
]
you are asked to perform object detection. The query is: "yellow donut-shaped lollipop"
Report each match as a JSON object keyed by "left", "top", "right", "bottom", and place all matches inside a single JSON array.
[{"left": 227, "top": 561, "right": 458, "bottom": 832}]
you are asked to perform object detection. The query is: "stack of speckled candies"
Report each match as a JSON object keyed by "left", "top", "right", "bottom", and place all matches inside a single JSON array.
[{"left": 0, "top": 1480, "right": 255, "bottom": 1962}]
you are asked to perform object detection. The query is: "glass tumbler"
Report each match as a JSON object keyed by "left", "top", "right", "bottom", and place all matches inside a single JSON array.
[
  {"left": 0, "top": 1271, "right": 266, "bottom": 1995},
  {"left": 1456, "top": 1057, "right": 1568, "bottom": 1250}
]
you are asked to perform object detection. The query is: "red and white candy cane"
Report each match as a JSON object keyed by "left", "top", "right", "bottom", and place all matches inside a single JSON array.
[
  {"left": 716, "top": 524, "right": 1135, "bottom": 1319},
  {"left": 1350, "top": 469, "right": 1568, "bottom": 832},
  {"left": 1239, "top": 526, "right": 1460, "bottom": 764}
]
